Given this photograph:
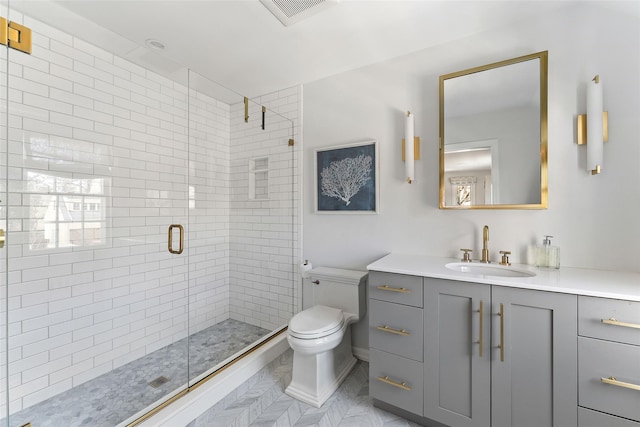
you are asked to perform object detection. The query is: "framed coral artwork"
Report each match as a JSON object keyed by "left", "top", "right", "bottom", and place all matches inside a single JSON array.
[{"left": 314, "top": 140, "right": 378, "bottom": 214}]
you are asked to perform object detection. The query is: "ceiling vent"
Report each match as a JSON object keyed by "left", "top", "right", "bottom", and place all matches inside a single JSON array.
[{"left": 259, "top": 0, "right": 339, "bottom": 27}]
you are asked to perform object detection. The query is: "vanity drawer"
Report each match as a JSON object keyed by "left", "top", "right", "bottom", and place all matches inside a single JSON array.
[
  {"left": 579, "top": 337, "right": 640, "bottom": 422},
  {"left": 579, "top": 296, "right": 640, "bottom": 345},
  {"left": 370, "top": 348, "right": 423, "bottom": 416},
  {"left": 578, "top": 407, "right": 640, "bottom": 427},
  {"left": 369, "top": 271, "right": 423, "bottom": 307},
  {"left": 369, "top": 299, "right": 423, "bottom": 362}
]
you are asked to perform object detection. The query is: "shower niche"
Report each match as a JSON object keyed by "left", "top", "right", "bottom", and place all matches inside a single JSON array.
[{"left": 249, "top": 156, "right": 270, "bottom": 200}]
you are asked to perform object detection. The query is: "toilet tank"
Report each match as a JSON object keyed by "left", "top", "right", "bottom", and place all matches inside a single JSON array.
[{"left": 308, "top": 267, "right": 368, "bottom": 319}]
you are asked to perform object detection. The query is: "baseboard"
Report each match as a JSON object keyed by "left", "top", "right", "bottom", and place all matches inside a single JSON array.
[
  {"left": 352, "top": 346, "right": 369, "bottom": 362},
  {"left": 136, "top": 332, "right": 290, "bottom": 427}
]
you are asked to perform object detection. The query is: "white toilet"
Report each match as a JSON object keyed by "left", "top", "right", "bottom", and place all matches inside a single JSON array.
[{"left": 285, "top": 267, "right": 368, "bottom": 407}]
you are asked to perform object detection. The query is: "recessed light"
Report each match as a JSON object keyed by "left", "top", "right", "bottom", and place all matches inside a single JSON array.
[{"left": 145, "top": 38, "right": 166, "bottom": 51}]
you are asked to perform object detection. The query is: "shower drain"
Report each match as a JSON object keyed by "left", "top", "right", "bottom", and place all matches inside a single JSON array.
[{"left": 148, "top": 376, "right": 170, "bottom": 388}]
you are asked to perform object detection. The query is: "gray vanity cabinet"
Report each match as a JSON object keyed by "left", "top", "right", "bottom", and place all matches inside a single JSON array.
[
  {"left": 422, "top": 279, "right": 577, "bottom": 427},
  {"left": 490, "top": 286, "right": 577, "bottom": 427},
  {"left": 424, "top": 278, "right": 491, "bottom": 427}
]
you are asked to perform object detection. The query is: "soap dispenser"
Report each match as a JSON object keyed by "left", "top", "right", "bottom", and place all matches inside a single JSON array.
[{"left": 535, "top": 235, "right": 560, "bottom": 269}]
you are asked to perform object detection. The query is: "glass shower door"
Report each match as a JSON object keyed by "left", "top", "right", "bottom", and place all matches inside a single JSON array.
[
  {"left": 186, "top": 70, "right": 298, "bottom": 386},
  {"left": 1, "top": 12, "right": 192, "bottom": 424},
  {"left": 0, "top": 1, "right": 8, "bottom": 424}
]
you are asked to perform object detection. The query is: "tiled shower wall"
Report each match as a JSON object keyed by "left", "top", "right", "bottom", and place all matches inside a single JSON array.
[
  {"left": 0, "top": 10, "right": 300, "bottom": 415},
  {"left": 228, "top": 89, "right": 300, "bottom": 331}
]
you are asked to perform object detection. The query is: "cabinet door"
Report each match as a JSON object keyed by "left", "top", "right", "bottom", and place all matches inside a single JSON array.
[
  {"left": 491, "top": 287, "right": 577, "bottom": 427},
  {"left": 424, "top": 278, "right": 491, "bottom": 427}
]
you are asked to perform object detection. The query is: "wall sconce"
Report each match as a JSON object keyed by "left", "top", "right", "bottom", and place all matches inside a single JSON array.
[
  {"left": 402, "top": 111, "right": 420, "bottom": 183},
  {"left": 577, "top": 75, "right": 608, "bottom": 175}
]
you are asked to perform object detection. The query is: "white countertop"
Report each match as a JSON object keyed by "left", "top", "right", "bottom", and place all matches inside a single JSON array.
[{"left": 366, "top": 253, "right": 640, "bottom": 302}]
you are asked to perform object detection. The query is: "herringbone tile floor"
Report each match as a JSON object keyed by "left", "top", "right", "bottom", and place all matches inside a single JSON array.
[{"left": 189, "top": 349, "right": 421, "bottom": 427}]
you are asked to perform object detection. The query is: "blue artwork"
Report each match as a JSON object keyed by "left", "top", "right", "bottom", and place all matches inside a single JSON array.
[{"left": 316, "top": 141, "right": 377, "bottom": 213}]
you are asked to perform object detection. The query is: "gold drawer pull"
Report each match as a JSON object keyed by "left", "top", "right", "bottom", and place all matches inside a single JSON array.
[
  {"left": 601, "top": 376, "right": 640, "bottom": 391},
  {"left": 478, "top": 300, "right": 484, "bottom": 358},
  {"left": 498, "top": 303, "right": 505, "bottom": 362},
  {"left": 377, "top": 325, "right": 410, "bottom": 336},
  {"left": 601, "top": 318, "right": 640, "bottom": 329},
  {"left": 377, "top": 376, "right": 411, "bottom": 391},
  {"left": 377, "top": 285, "right": 410, "bottom": 294}
]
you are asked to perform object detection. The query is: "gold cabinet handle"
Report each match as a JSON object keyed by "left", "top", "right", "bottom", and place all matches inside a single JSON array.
[
  {"left": 478, "top": 300, "right": 484, "bottom": 358},
  {"left": 377, "top": 325, "right": 410, "bottom": 336},
  {"left": 498, "top": 303, "right": 505, "bottom": 362},
  {"left": 168, "top": 224, "right": 184, "bottom": 254},
  {"left": 601, "top": 376, "right": 640, "bottom": 391},
  {"left": 377, "top": 376, "right": 411, "bottom": 391},
  {"left": 601, "top": 318, "right": 640, "bottom": 330},
  {"left": 0, "top": 229, "right": 4, "bottom": 249},
  {"left": 377, "top": 285, "right": 410, "bottom": 294}
]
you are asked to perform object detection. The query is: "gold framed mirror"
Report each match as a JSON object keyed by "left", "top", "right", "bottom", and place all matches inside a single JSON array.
[{"left": 439, "top": 51, "right": 548, "bottom": 209}]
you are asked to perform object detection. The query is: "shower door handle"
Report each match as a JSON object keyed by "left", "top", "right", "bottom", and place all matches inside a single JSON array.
[{"left": 168, "top": 224, "right": 184, "bottom": 254}]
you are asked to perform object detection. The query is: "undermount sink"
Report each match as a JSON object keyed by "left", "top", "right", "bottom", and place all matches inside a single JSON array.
[{"left": 445, "top": 262, "right": 536, "bottom": 278}]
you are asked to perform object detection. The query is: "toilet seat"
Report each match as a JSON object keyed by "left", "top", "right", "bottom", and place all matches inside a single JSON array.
[{"left": 288, "top": 305, "right": 344, "bottom": 339}]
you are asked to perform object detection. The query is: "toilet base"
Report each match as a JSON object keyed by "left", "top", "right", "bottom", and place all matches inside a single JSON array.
[{"left": 285, "top": 328, "right": 356, "bottom": 408}]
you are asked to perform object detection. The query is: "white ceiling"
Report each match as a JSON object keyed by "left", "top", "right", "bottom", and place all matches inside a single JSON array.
[{"left": 9, "top": 1, "right": 637, "bottom": 102}]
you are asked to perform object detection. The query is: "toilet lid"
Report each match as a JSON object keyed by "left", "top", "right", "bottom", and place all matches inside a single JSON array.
[{"left": 289, "top": 305, "right": 344, "bottom": 338}]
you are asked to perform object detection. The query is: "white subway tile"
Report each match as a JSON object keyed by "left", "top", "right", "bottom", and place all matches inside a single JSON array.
[
  {"left": 95, "top": 58, "right": 130, "bottom": 80},
  {"left": 74, "top": 83, "right": 113, "bottom": 105},
  {"left": 23, "top": 92, "right": 72, "bottom": 116},
  {"left": 10, "top": 303, "right": 48, "bottom": 322},
  {"left": 48, "top": 294, "right": 92, "bottom": 314},
  {"left": 23, "top": 332, "right": 73, "bottom": 358},
  {"left": 50, "top": 111, "right": 93, "bottom": 131},
  {"left": 9, "top": 375, "right": 49, "bottom": 400},
  {"left": 72, "top": 258, "right": 112, "bottom": 275},
  {"left": 20, "top": 353, "right": 69, "bottom": 384},
  {"left": 50, "top": 39, "right": 93, "bottom": 65},
  {"left": 49, "top": 251, "right": 94, "bottom": 266},
  {"left": 49, "top": 335, "right": 90, "bottom": 360},
  {"left": 50, "top": 87, "right": 93, "bottom": 108},
  {"left": 72, "top": 299, "right": 113, "bottom": 319},
  {"left": 50, "top": 63, "right": 93, "bottom": 88},
  {"left": 22, "top": 310, "right": 72, "bottom": 333},
  {"left": 94, "top": 100, "right": 131, "bottom": 120},
  {"left": 74, "top": 60, "right": 114, "bottom": 85},
  {"left": 22, "top": 118, "right": 73, "bottom": 139},
  {"left": 73, "top": 319, "right": 113, "bottom": 342},
  {"left": 73, "top": 105, "right": 114, "bottom": 125},
  {"left": 22, "top": 288, "right": 71, "bottom": 307},
  {"left": 49, "top": 272, "right": 94, "bottom": 290},
  {"left": 50, "top": 358, "right": 94, "bottom": 385}
]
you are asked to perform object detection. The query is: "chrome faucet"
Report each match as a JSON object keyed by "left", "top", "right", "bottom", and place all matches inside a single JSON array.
[{"left": 481, "top": 225, "right": 490, "bottom": 263}]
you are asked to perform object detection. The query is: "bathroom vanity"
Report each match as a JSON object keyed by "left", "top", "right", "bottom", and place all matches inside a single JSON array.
[{"left": 367, "top": 253, "right": 640, "bottom": 427}]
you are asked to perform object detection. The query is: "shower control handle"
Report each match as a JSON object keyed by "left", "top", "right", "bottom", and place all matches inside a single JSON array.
[{"left": 312, "top": 280, "right": 320, "bottom": 285}]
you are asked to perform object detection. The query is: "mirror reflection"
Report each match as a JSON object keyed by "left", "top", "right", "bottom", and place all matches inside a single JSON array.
[{"left": 439, "top": 51, "right": 548, "bottom": 209}]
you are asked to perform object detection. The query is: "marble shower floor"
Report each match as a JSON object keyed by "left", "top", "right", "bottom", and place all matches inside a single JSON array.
[
  {"left": 189, "top": 349, "right": 422, "bottom": 427},
  {"left": 5, "top": 319, "right": 269, "bottom": 427}
]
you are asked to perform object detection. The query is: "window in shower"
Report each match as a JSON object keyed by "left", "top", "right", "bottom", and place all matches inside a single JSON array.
[{"left": 26, "top": 171, "right": 109, "bottom": 250}]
